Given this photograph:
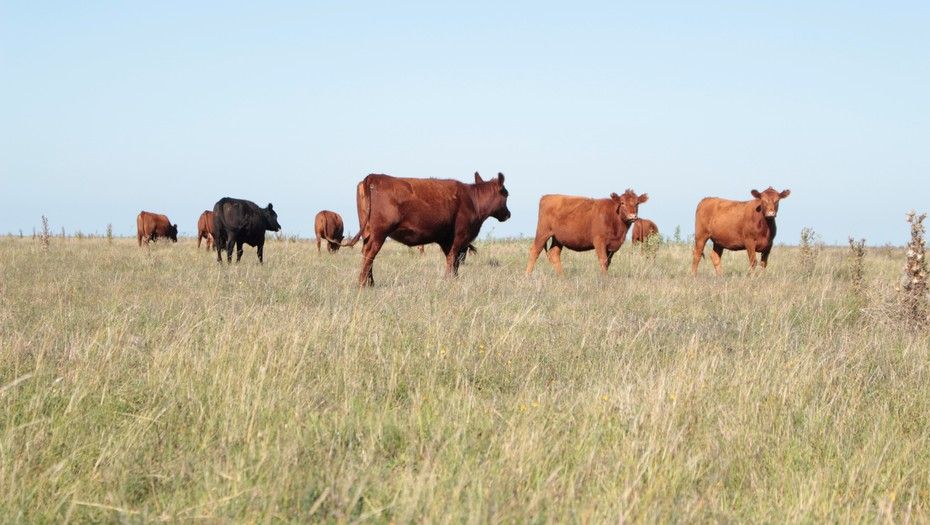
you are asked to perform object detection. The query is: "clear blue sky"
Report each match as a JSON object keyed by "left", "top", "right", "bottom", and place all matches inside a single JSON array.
[{"left": 2, "top": 2, "right": 928, "bottom": 244}]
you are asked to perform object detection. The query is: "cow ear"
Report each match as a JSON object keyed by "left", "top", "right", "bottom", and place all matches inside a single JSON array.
[
  {"left": 779, "top": 189, "right": 791, "bottom": 199},
  {"left": 173, "top": 223, "right": 177, "bottom": 229},
  {"left": 497, "top": 172, "right": 505, "bottom": 184},
  {"left": 267, "top": 203, "right": 274, "bottom": 210},
  {"left": 637, "top": 193, "right": 649, "bottom": 204},
  {"left": 751, "top": 189, "right": 762, "bottom": 199},
  {"left": 474, "top": 172, "right": 483, "bottom": 184},
  {"left": 610, "top": 192, "right": 621, "bottom": 202}
]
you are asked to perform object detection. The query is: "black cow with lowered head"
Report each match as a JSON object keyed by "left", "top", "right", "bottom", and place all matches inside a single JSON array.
[{"left": 213, "top": 197, "right": 282, "bottom": 264}]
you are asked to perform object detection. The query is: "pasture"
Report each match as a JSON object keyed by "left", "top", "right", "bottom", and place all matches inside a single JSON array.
[{"left": 1, "top": 236, "right": 928, "bottom": 522}]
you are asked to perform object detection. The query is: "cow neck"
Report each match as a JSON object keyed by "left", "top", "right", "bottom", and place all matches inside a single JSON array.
[
  {"left": 619, "top": 217, "right": 634, "bottom": 236},
  {"left": 746, "top": 199, "right": 774, "bottom": 237},
  {"left": 467, "top": 183, "right": 496, "bottom": 224}
]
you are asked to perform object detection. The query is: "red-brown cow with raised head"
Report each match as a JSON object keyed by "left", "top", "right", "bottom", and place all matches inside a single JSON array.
[
  {"left": 347, "top": 172, "right": 510, "bottom": 286},
  {"left": 315, "top": 210, "right": 348, "bottom": 254},
  {"left": 136, "top": 211, "right": 178, "bottom": 246},
  {"left": 631, "top": 218, "right": 659, "bottom": 244},
  {"left": 197, "top": 210, "right": 214, "bottom": 250},
  {"left": 526, "top": 189, "right": 648, "bottom": 275},
  {"left": 691, "top": 187, "right": 791, "bottom": 275}
]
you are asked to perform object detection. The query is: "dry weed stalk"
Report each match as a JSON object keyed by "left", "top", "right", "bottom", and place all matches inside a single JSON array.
[
  {"left": 106, "top": 223, "right": 113, "bottom": 244},
  {"left": 640, "top": 232, "right": 661, "bottom": 261},
  {"left": 799, "top": 227, "right": 818, "bottom": 276},
  {"left": 848, "top": 237, "right": 866, "bottom": 295},
  {"left": 900, "top": 211, "right": 928, "bottom": 328},
  {"left": 40, "top": 216, "right": 50, "bottom": 250}
]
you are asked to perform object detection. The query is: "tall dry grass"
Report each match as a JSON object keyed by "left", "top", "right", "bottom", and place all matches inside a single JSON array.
[{"left": 1, "top": 237, "right": 928, "bottom": 522}]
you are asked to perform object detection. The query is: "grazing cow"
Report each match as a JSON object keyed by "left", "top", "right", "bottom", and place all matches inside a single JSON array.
[
  {"left": 691, "top": 187, "right": 791, "bottom": 275},
  {"left": 526, "top": 189, "right": 648, "bottom": 275},
  {"left": 212, "top": 197, "right": 281, "bottom": 264},
  {"left": 347, "top": 172, "right": 510, "bottom": 286},
  {"left": 197, "top": 210, "right": 214, "bottom": 250},
  {"left": 315, "top": 210, "right": 348, "bottom": 254},
  {"left": 631, "top": 219, "right": 659, "bottom": 244},
  {"left": 136, "top": 211, "right": 178, "bottom": 246}
]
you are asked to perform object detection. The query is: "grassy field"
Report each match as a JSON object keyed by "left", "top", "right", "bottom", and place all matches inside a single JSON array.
[{"left": 1, "top": 236, "right": 928, "bottom": 522}]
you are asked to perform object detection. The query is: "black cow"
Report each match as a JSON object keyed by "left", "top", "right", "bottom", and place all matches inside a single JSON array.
[{"left": 213, "top": 197, "right": 282, "bottom": 264}]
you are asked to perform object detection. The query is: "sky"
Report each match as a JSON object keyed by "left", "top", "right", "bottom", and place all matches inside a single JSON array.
[{"left": 2, "top": 1, "right": 929, "bottom": 244}]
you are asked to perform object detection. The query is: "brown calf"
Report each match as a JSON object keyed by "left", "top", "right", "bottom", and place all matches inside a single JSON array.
[
  {"left": 315, "top": 210, "right": 347, "bottom": 254},
  {"left": 526, "top": 189, "right": 648, "bottom": 275},
  {"left": 631, "top": 219, "right": 659, "bottom": 244},
  {"left": 136, "top": 211, "right": 178, "bottom": 246},
  {"left": 197, "top": 210, "right": 214, "bottom": 250},
  {"left": 691, "top": 187, "right": 791, "bottom": 275}
]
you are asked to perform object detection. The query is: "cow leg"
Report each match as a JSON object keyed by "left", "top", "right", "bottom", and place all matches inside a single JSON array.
[
  {"left": 746, "top": 244, "right": 758, "bottom": 274},
  {"left": 548, "top": 240, "right": 565, "bottom": 275},
  {"left": 526, "top": 233, "right": 549, "bottom": 275},
  {"left": 235, "top": 241, "right": 244, "bottom": 263},
  {"left": 595, "top": 242, "right": 610, "bottom": 274},
  {"left": 215, "top": 233, "right": 224, "bottom": 262},
  {"left": 358, "top": 234, "right": 386, "bottom": 287},
  {"left": 710, "top": 242, "right": 724, "bottom": 276},
  {"left": 760, "top": 249, "right": 771, "bottom": 269},
  {"left": 692, "top": 235, "right": 709, "bottom": 275},
  {"left": 197, "top": 233, "right": 202, "bottom": 249},
  {"left": 207, "top": 234, "right": 213, "bottom": 250},
  {"left": 442, "top": 239, "right": 467, "bottom": 277},
  {"left": 225, "top": 234, "right": 236, "bottom": 264},
  {"left": 317, "top": 236, "right": 322, "bottom": 254}
]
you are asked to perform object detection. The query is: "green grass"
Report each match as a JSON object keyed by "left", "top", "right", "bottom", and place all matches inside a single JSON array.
[{"left": 1, "top": 237, "right": 928, "bottom": 522}]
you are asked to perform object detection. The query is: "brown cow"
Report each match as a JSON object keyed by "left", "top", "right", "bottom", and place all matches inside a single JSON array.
[
  {"left": 197, "top": 210, "right": 214, "bottom": 250},
  {"left": 631, "top": 219, "right": 659, "bottom": 244},
  {"left": 347, "top": 172, "right": 510, "bottom": 286},
  {"left": 136, "top": 211, "right": 178, "bottom": 246},
  {"left": 691, "top": 187, "right": 791, "bottom": 275},
  {"left": 315, "top": 210, "right": 348, "bottom": 254},
  {"left": 526, "top": 189, "right": 648, "bottom": 275}
]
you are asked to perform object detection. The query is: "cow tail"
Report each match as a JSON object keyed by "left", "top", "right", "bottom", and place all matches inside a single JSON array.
[
  {"left": 467, "top": 244, "right": 478, "bottom": 255},
  {"left": 345, "top": 178, "right": 371, "bottom": 247}
]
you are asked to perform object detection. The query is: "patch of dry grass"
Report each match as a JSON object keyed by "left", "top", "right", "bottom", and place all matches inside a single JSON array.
[{"left": 1, "top": 237, "right": 928, "bottom": 522}]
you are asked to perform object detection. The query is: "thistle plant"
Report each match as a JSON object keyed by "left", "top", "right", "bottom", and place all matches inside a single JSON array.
[{"left": 900, "top": 211, "right": 928, "bottom": 328}]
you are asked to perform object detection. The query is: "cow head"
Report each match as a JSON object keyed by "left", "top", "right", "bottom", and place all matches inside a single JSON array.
[
  {"left": 263, "top": 203, "right": 281, "bottom": 232},
  {"left": 474, "top": 172, "right": 511, "bottom": 222},
  {"left": 168, "top": 223, "right": 178, "bottom": 242},
  {"left": 751, "top": 187, "right": 790, "bottom": 218},
  {"left": 610, "top": 189, "right": 649, "bottom": 224}
]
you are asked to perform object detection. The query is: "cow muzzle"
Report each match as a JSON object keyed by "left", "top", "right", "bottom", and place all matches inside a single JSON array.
[
  {"left": 627, "top": 215, "right": 638, "bottom": 222},
  {"left": 765, "top": 212, "right": 777, "bottom": 218}
]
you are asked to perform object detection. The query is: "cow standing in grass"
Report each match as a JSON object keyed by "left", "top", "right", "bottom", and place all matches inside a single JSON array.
[
  {"left": 197, "top": 210, "right": 214, "bottom": 250},
  {"left": 691, "top": 187, "right": 790, "bottom": 275},
  {"left": 315, "top": 210, "right": 348, "bottom": 254},
  {"left": 213, "top": 198, "right": 281, "bottom": 264},
  {"left": 631, "top": 219, "right": 659, "bottom": 244},
  {"left": 136, "top": 211, "right": 178, "bottom": 246},
  {"left": 526, "top": 189, "right": 648, "bottom": 275},
  {"left": 347, "top": 172, "right": 510, "bottom": 286}
]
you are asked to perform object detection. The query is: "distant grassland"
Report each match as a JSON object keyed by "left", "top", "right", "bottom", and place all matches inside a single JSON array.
[{"left": 1, "top": 237, "right": 928, "bottom": 522}]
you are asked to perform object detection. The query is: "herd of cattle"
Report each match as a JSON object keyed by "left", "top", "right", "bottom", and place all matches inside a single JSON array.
[{"left": 135, "top": 172, "right": 789, "bottom": 286}]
